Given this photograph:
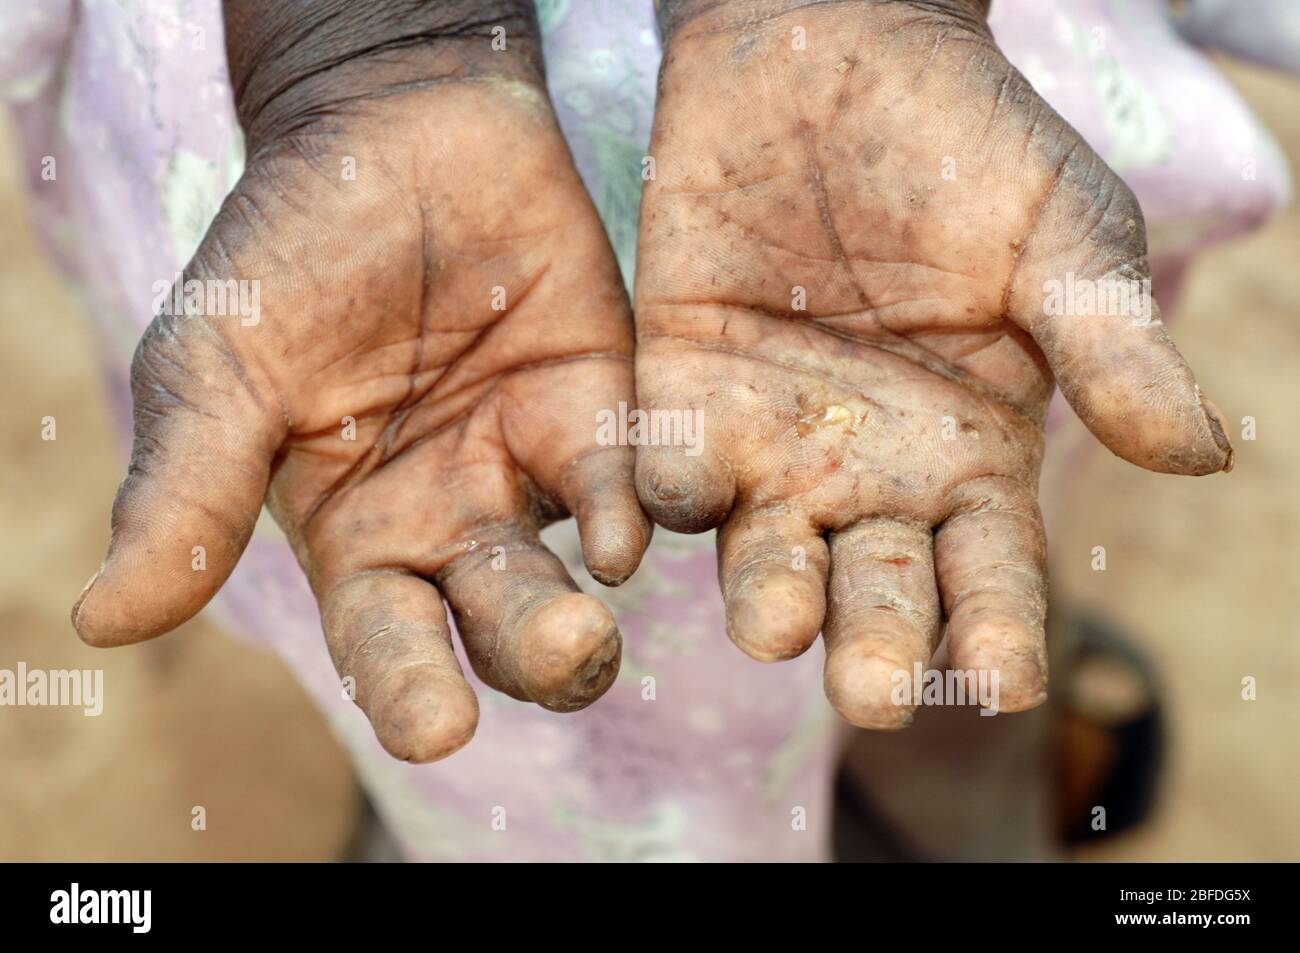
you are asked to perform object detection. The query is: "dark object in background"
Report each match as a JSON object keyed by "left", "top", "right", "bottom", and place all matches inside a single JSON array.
[
  {"left": 1059, "top": 614, "right": 1166, "bottom": 845},
  {"left": 833, "top": 611, "right": 1166, "bottom": 861}
]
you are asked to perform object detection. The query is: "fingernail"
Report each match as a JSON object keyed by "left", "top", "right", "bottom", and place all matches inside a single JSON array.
[
  {"left": 71, "top": 566, "right": 104, "bottom": 629},
  {"left": 1200, "top": 396, "right": 1235, "bottom": 472}
]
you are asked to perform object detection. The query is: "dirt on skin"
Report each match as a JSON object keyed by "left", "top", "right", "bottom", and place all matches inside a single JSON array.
[{"left": 0, "top": 52, "right": 1296, "bottom": 861}]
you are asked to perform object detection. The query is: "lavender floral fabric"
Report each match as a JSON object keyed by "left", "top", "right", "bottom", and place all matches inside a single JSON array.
[{"left": 2, "top": 0, "right": 1290, "bottom": 860}]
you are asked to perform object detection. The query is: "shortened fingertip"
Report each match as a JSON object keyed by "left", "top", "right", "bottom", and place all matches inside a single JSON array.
[
  {"left": 724, "top": 571, "right": 824, "bottom": 662},
  {"left": 517, "top": 593, "right": 623, "bottom": 710},
  {"left": 371, "top": 666, "right": 480, "bottom": 763},
  {"left": 634, "top": 449, "right": 735, "bottom": 534},
  {"left": 581, "top": 511, "right": 652, "bottom": 587},
  {"left": 824, "top": 646, "right": 918, "bottom": 731}
]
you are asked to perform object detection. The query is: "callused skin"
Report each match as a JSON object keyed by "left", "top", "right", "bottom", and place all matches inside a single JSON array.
[
  {"left": 71, "top": 0, "right": 1236, "bottom": 764},
  {"left": 637, "top": 0, "right": 1232, "bottom": 726},
  {"left": 72, "top": 1, "right": 651, "bottom": 762}
]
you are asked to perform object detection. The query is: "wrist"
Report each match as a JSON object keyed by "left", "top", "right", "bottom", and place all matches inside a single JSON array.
[
  {"left": 656, "top": 0, "right": 990, "bottom": 45},
  {"left": 224, "top": 0, "right": 545, "bottom": 151}
]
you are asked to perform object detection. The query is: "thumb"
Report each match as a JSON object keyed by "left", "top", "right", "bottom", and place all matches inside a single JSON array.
[
  {"left": 1009, "top": 165, "right": 1233, "bottom": 476},
  {"left": 72, "top": 305, "right": 284, "bottom": 646}
]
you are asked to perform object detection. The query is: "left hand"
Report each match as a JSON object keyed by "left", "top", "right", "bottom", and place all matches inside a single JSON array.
[{"left": 634, "top": 0, "right": 1232, "bottom": 726}]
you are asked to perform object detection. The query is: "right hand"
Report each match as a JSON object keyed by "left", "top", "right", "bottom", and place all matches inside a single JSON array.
[{"left": 72, "top": 12, "right": 649, "bottom": 762}]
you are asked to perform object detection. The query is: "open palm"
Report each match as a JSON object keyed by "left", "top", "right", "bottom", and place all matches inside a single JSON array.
[
  {"left": 74, "top": 81, "right": 649, "bottom": 761},
  {"left": 635, "top": 0, "right": 1231, "bottom": 726}
]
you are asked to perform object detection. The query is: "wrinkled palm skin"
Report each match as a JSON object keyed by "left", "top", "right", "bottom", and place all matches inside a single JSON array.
[
  {"left": 635, "top": 0, "right": 1231, "bottom": 726},
  {"left": 72, "top": 0, "right": 1233, "bottom": 760},
  {"left": 73, "top": 57, "right": 651, "bottom": 761}
]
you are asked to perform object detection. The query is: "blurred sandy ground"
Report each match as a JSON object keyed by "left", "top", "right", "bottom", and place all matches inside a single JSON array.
[
  {"left": 1047, "top": 59, "right": 1300, "bottom": 860},
  {"left": 0, "top": 59, "right": 1296, "bottom": 862},
  {"left": 0, "top": 117, "right": 360, "bottom": 859}
]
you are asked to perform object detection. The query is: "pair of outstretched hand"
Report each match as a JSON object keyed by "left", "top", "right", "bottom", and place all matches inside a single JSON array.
[{"left": 72, "top": 0, "right": 1231, "bottom": 762}]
